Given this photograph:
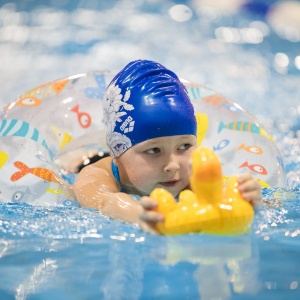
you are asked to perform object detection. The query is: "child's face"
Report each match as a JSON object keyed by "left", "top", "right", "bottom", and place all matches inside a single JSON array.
[{"left": 115, "top": 135, "right": 197, "bottom": 197}]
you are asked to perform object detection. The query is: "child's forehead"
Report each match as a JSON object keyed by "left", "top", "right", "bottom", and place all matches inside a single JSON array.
[{"left": 136, "top": 135, "right": 195, "bottom": 146}]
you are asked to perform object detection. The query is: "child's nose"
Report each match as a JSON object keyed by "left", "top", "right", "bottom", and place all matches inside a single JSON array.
[{"left": 163, "top": 156, "right": 180, "bottom": 172}]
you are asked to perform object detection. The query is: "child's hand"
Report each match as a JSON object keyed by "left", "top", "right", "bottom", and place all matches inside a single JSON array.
[
  {"left": 238, "top": 173, "right": 262, "bottom": 206},
  {"left": 138, "top": 196, "right": 164, "bottom": 234}
]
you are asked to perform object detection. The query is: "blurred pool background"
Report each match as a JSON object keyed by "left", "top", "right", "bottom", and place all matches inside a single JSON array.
[
  {"left": 0, "top": 0, "right": 299, "bottom": 187},
  {"left": 0, "top": 0, "right": 300, "bottom": 299}
]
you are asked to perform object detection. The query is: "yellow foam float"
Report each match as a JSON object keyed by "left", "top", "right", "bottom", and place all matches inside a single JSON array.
[{"left": 150, "top": 147, "right": 255, "bottom": 235}]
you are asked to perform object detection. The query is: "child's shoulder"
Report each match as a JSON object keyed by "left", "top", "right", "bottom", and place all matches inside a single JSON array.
[
  {"left": 76, "top": 156, "right": 113, "bottom": 178},
  {"left": 92, "top": 156, "right": 113, "bottom": 169},
  {"left": 74, "top": 155, "right": 119, "bottom": 192}
]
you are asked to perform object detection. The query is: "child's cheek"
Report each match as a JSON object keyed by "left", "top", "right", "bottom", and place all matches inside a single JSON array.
[{"left": 136, "top": 171, "right": 157, "bottom": 193}]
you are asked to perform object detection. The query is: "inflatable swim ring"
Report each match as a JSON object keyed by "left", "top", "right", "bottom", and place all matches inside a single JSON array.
[
  {"left": 150, "top": 147, "right": 255, "bottom": 235},
  {"left": 0, "top": 71, "right": 286, "bottom": 207}
]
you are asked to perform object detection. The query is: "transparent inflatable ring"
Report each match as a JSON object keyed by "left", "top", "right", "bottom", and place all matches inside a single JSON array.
[{"left": 0, "top": 71, "right": 285, "bottom": 207}]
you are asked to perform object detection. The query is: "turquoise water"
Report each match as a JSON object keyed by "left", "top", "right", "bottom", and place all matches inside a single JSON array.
[
  {"left": 1, "top": 194, "right": 300, "bottom": 299},
  {"left": 0, "top": 0, "right": 300, "bottom": 299}
]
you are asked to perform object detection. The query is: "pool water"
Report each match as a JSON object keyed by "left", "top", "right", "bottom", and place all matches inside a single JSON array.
[
  {"left": 1, "top": 194, "right": 300, "bottom": 299},
  {"left": 0, "top": 0, "right": 300, "bottom": 299}
]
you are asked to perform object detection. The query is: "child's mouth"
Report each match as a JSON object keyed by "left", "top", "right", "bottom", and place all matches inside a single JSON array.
[{"left": 159, "top": 180, "right": 179, "bottom": 187}]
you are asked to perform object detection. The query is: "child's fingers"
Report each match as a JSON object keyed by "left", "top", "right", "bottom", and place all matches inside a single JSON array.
[
  {"left": 139, "top": 208, "right": 164, "bottom": 235},
  {"left": 238, "top": 173, "right": 261, "bottom": 192},
  {"left": 140, "top": 210, "right": 164, "bottom": 223},
  {"left": 141, "top": 224, "right": 161, "bottom": 235},
  {"left": 239, "top": 179, "right": 261, "bottom": 193},
  {"left": 238, "top": 173, "right": 262, "bottom": 205},
  {"left": 240, "top": 189, "right": 262, "bottom": 206},
  {"left": 140, "top": 196, "right": 158, "bottom": 209},
  {"left": 139, "top": 196, "right": 164, "bottom": 222},
  {"left": 237, "top": 173, "right": 252, "bottom": 184}
]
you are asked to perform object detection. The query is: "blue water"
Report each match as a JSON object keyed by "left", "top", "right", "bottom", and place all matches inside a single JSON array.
[
  {"left": 1, "top": 196, "right": 300, "bottom": 299},
  {"left": 0, "top": 0, "right": 300, "bottom": 299}
]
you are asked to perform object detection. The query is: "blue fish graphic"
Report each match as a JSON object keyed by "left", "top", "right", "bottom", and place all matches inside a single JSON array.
[
  {"left": 218, "top": 121, "right": 274, "bottom": 141},
  {"left": 84, "top": 74, "right": 106, "bottom": 99},
  {"left": 186, "top": 86, "right": 215, "bottom": 100},
  {"left": 213, "top": 139, "right": 230, "bottom": 151},
  {"left": 0, "top": 119, "right": 51, "bottom": 154}
]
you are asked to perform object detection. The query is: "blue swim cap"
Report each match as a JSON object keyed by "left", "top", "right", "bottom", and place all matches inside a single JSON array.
[{"left": 103, "top": 59, "right": 197, "bottom": 157}]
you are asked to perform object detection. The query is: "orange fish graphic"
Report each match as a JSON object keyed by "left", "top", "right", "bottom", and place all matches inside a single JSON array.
[
  {"left": 51, "top": 79, "right": 69, "bottom": 94},
  {"left": 239, "top": 161, "right": 267, "bottom": 175},
  {"left": 237, "top": 144, "right": 263, "bottom": 154},
  {"left": 32, "top": 79, "right": 69, "bottom": 95},
  {"left": 70, "top": 104, "right": 92, "bottom": 129},
  {"left": 19, "top": 78, "right": 69, "bottom": 99},
  {"left": 202, "top": 95, "right": 239, "bottom": 115},
  {"left": 203, "top": 95, "right": 230, "bottom": 106},
  {"left": 14, "top": 96, "right": 41, "bottom": 107},
  {"left": 10, "top": 161, "right": 62, "bottom": 184}
]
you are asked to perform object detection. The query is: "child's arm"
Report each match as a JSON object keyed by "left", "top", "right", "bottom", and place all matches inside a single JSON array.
[{"left": 73, "top": 157, "right": 163, "bottom": 232}]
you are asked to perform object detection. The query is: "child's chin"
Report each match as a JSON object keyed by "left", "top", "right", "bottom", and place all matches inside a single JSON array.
[{"left": 164, "top": 187, "right": 181, "bottom": 199}]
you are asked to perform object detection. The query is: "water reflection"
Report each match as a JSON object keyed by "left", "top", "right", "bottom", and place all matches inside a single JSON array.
[{"left": 154, "top": 235, "right": 260, "bottom": 299}]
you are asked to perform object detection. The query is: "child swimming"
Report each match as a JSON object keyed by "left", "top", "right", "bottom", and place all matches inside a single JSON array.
[{"left": 73, "top": 59, "right": 261, "bottom": 234}]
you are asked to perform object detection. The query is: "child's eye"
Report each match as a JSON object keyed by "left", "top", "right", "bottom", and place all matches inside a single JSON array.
[
  {"left": 146, "top": 147, "right": 161, "bottom": 154},
  {"left": 178, "top": 143, "right": 191, "bottom": 150}
]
